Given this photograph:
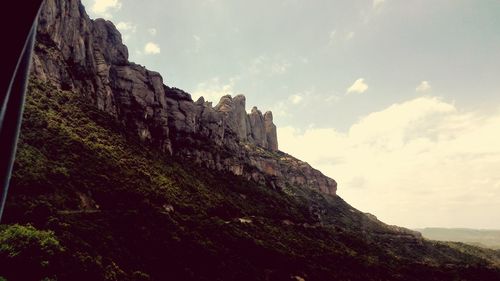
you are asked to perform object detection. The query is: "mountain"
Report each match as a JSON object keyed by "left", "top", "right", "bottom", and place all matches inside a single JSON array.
[
  {"left": 1, "top": 0, "right": 500, "bottom": 280},
  {"left": 31, "top": 0, "right": 336, "bottom": 197},
  {"left": 417, "top": 228, "right": 500, "bottom": 250}
]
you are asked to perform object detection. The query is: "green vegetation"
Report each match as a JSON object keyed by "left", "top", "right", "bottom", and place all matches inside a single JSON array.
[
  {"left": 0, "top": 224, "right": 63, "bottom": 280},
  {"left": 1, "top": 79, "right": 500, "bottom": 280}
]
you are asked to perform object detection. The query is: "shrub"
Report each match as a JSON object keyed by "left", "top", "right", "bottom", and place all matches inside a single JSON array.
[{"left": 0, "top": 224, "right": 64, "bottom": 280}]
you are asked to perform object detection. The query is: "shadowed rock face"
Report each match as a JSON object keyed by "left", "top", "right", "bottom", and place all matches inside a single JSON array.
[
  {"left": 249, "top": 107, "right": 267, "bottom": 148},
  {"left": 163, "top": 89, "right": 337, "bottom": 195},
  {"left": 33, "top": 0, "right": 170, "bottom": 152},
  {"left": 264, "top": 111, "right": 278, "bottom": 151},
  {"left": 31, "top": 0, "right": 337, "bottom": 196}
]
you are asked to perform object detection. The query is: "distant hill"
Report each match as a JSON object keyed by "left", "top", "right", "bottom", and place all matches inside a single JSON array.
[{"left": 416, "top": 228, "right": 500, "bottom": 249}]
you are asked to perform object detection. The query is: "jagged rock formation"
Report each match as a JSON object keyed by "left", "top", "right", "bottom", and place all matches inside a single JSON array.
[
  {"left": 249, "top": 107, "right": 268, "bottom": 147},
  {"left": 8, "top": 1, "right": 500, "bottom": 279},
  {"left": 163, "top": 89, "right": 336, "bottom": 195},
  {"left": 264, "top": 111, "right": 278, "bottom": 151},
  {"left": 31, "top": 0, "right": 337, "bottom": 195},
  {"left": 33, "top": 0, "right": 170, "bottom": 152}
]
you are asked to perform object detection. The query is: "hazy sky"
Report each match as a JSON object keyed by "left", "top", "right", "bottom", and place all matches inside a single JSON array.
[{"left": 82, "top": 0, "right": 500, "bottom": 229}]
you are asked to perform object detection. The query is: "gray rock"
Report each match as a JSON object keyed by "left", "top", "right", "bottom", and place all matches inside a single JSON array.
[
  {"left": 32, "top": 0, "right": 338, "bottom": 196},
  {"left": 249, "top": 107, "right": 267, "bottom": 148},
  {"left": 264, "top": 111, "right": 278, "bottom": 151},
  {"left": 34, "top": 0, "right": 171, "bottom": 153}
]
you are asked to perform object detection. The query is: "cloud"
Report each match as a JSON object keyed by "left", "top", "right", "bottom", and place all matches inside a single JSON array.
[
  {"left": 329, "top": 30, "right": 354, "bottom": 44},
  {"left": 90, "top": 0, "right": 122, "bottom": 18},
  {"left": 116, "top": 22, "right": 136, "bottom": 43},
  {"left": 248, "top": 55, "right": 291, "bottom": 76},
  {"left": 279, "top": 96, "right": 500, "bottom": 228},
  {"left": 269, "top": 101, "right": 290, "bottom": 118},
  {"left": 248, "top": 56, "right": 266, "bottom": 74},
  {"left": 184, "top": 35, "right": 203, "bottom": 54},
  {"left": 289, "top": 94, "right": 303, "bottom": 105},
  {"left": 346, "top": 78, "right": 368, "bottom": 94},
  {"left": 272, "top": 89, "right": 315, "bottom": 118},
  {"left": 193, "top": 35, "right": 202, "bottom": 53},
  {"left": 325, "top": 94, "right": 340, "bottom": 103},
  {"left": 116, "top": 22, "right": 136, "bottom": 33},
  {"left": 148, "top": 28, "right": 157, "bottom": 36},
  {"left": 271, "top": 61, "right": 291, "bottom": 75},
  {"left": 416, "top": 81, "right": 432, "bottom": 93},
  {"left": 144, "top": 42, "right": 161, "bottom": 55},
  {"left": 191, "top": 77, "right": 240, "bottom": 103},
  {"left": 373, "top": 0, "right": 385, "bottom": 9},
  {"left": 328, "top": 30, "right": 337, "bottom": 45},
  {"left": 345, "top": 31, "right": 355, "bottom": 41}
]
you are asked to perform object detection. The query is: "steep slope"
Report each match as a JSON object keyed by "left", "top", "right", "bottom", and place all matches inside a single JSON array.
[
  {"left": 1, "top": 0, "right": 500, "bottom": 280},
  {"left": 32, "top": 0, "right": 336, "bottom": 196},
  {"left": 2, "top": 79, "right": 499, "bottom": 281}
]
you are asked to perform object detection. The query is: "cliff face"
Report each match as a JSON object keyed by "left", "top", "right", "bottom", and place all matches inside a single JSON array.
[
  {"left": 9, "top": 1, "right": 500, "bottom": 280},
  {"left": 31, "top": 0, "right": 337, "bottom": 195},
  {"left": 32, "top": 0, "right": 170, "bottom": 152}
]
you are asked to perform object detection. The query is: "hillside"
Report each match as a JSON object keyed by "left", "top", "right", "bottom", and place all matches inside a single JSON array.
[
  {"left": 2, "top": 78, "right": 499, "bottom": 280},
  {"left": 1, "top": 0, "right": 500, "bottom": 280},
  {"left": 417, "top": 228, "right": 500, "bottom": 250}
]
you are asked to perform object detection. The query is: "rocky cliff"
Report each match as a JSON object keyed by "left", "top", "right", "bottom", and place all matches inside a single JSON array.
[
  {"left": 7, "top": 1, "right": 500, "bottom": 279},
  {"left": 31, "top": 0, "right": 337, "bottom": 195}
]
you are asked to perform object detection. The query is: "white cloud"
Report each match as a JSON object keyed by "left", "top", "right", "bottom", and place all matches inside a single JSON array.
[
  {"left": 279, "top": 97, "right": 500, "bottom": 229},
  {"left": 184, "top": 35, "right": 203, "bottom": 54},
  {"left": 373, "top": 0, "right": 385, "bottom": 9},
  {"left": 193, "top": 35, "right": 202, "bottom": 53},
  {"left": 269, "top": 101, "right": 290, "bottom": 118},
  {"left": 144, "top": 42, "right": 161, "bottom": 55},
  {"left": 329, "top": 30, "right": 354, "bottom": 43},
  {"left": 345, "top": 31, "right": 355, "bottom": 41},
  {"left": 115, "top": 22, "right": 136, "bottom": 43},
  {"left": 90, "top": 0, "right": 122, "bottom": 18},
  {"left": 271, "top": 61, "right": 291, "bottom": 75},
  {"left": 328, "top": 30, "right": 337, "bottom": 45},
  {"left": 148, "top": 28, "right": 157, "bottom": 36},
  {"left": 416, "top": 81, "right": 432, "bottom": 93},
  {"left": 346, "top": 78, "right": 368, "bottom": 94},
  {"left": 272, "top": 89, "right": 315, "bottom": 118},
  {"left": 325, "top": 94, "right": 340, "bottom": 103},
  {"left": 116, "top": 22, "right": 136, "bottom": 33},
  {"left": 289, "top": 94, "right": 303, "bottom": 105},
  {"left": 191, "top": 77, "right": 240, "bottom": 103},
  {"left": 248, "top": 56, "right": 266, "bottom": 74},
  {"left": 248, "top": 56, "right": 291, "bottom": 76}
]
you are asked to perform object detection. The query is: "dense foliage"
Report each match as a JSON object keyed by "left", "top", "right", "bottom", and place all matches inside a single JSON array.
[
  {"left": 1, "top": 79, "right": 500, "bottom": 280},
  {"left": 0, "top": 224, "right": 63, "bottom": 280}
]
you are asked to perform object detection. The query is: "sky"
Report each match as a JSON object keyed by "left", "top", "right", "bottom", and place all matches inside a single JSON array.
[{"left": 82, "top": 0, "right": 500, "bottom": 229}]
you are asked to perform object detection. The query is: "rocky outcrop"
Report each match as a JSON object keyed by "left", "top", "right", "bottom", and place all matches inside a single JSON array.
[
  {"left": 264, "top": 111, "right": 278, "bottom": 151},
  {"left": 161, "top": 89, "right": 337, "bottom": 195},
  {"left": 32, "top": 0, "right": 170, "bottom": 152},
  {"left": 215, "top": 95, "right": 251, "bottom": 142},
  {"left": 249, "top": 107, "right": 267, "bottom": 148},
  {"left": 31, "top": 0, "right": 337, "bottom": 196}
]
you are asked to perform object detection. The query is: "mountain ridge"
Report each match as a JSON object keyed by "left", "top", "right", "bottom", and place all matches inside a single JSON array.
[
  {"left": 1, "top": 0, "right": 500, "bottom": 280},
  {"left": 32, "top": 0, "right": 337, "bottom": 196}
]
